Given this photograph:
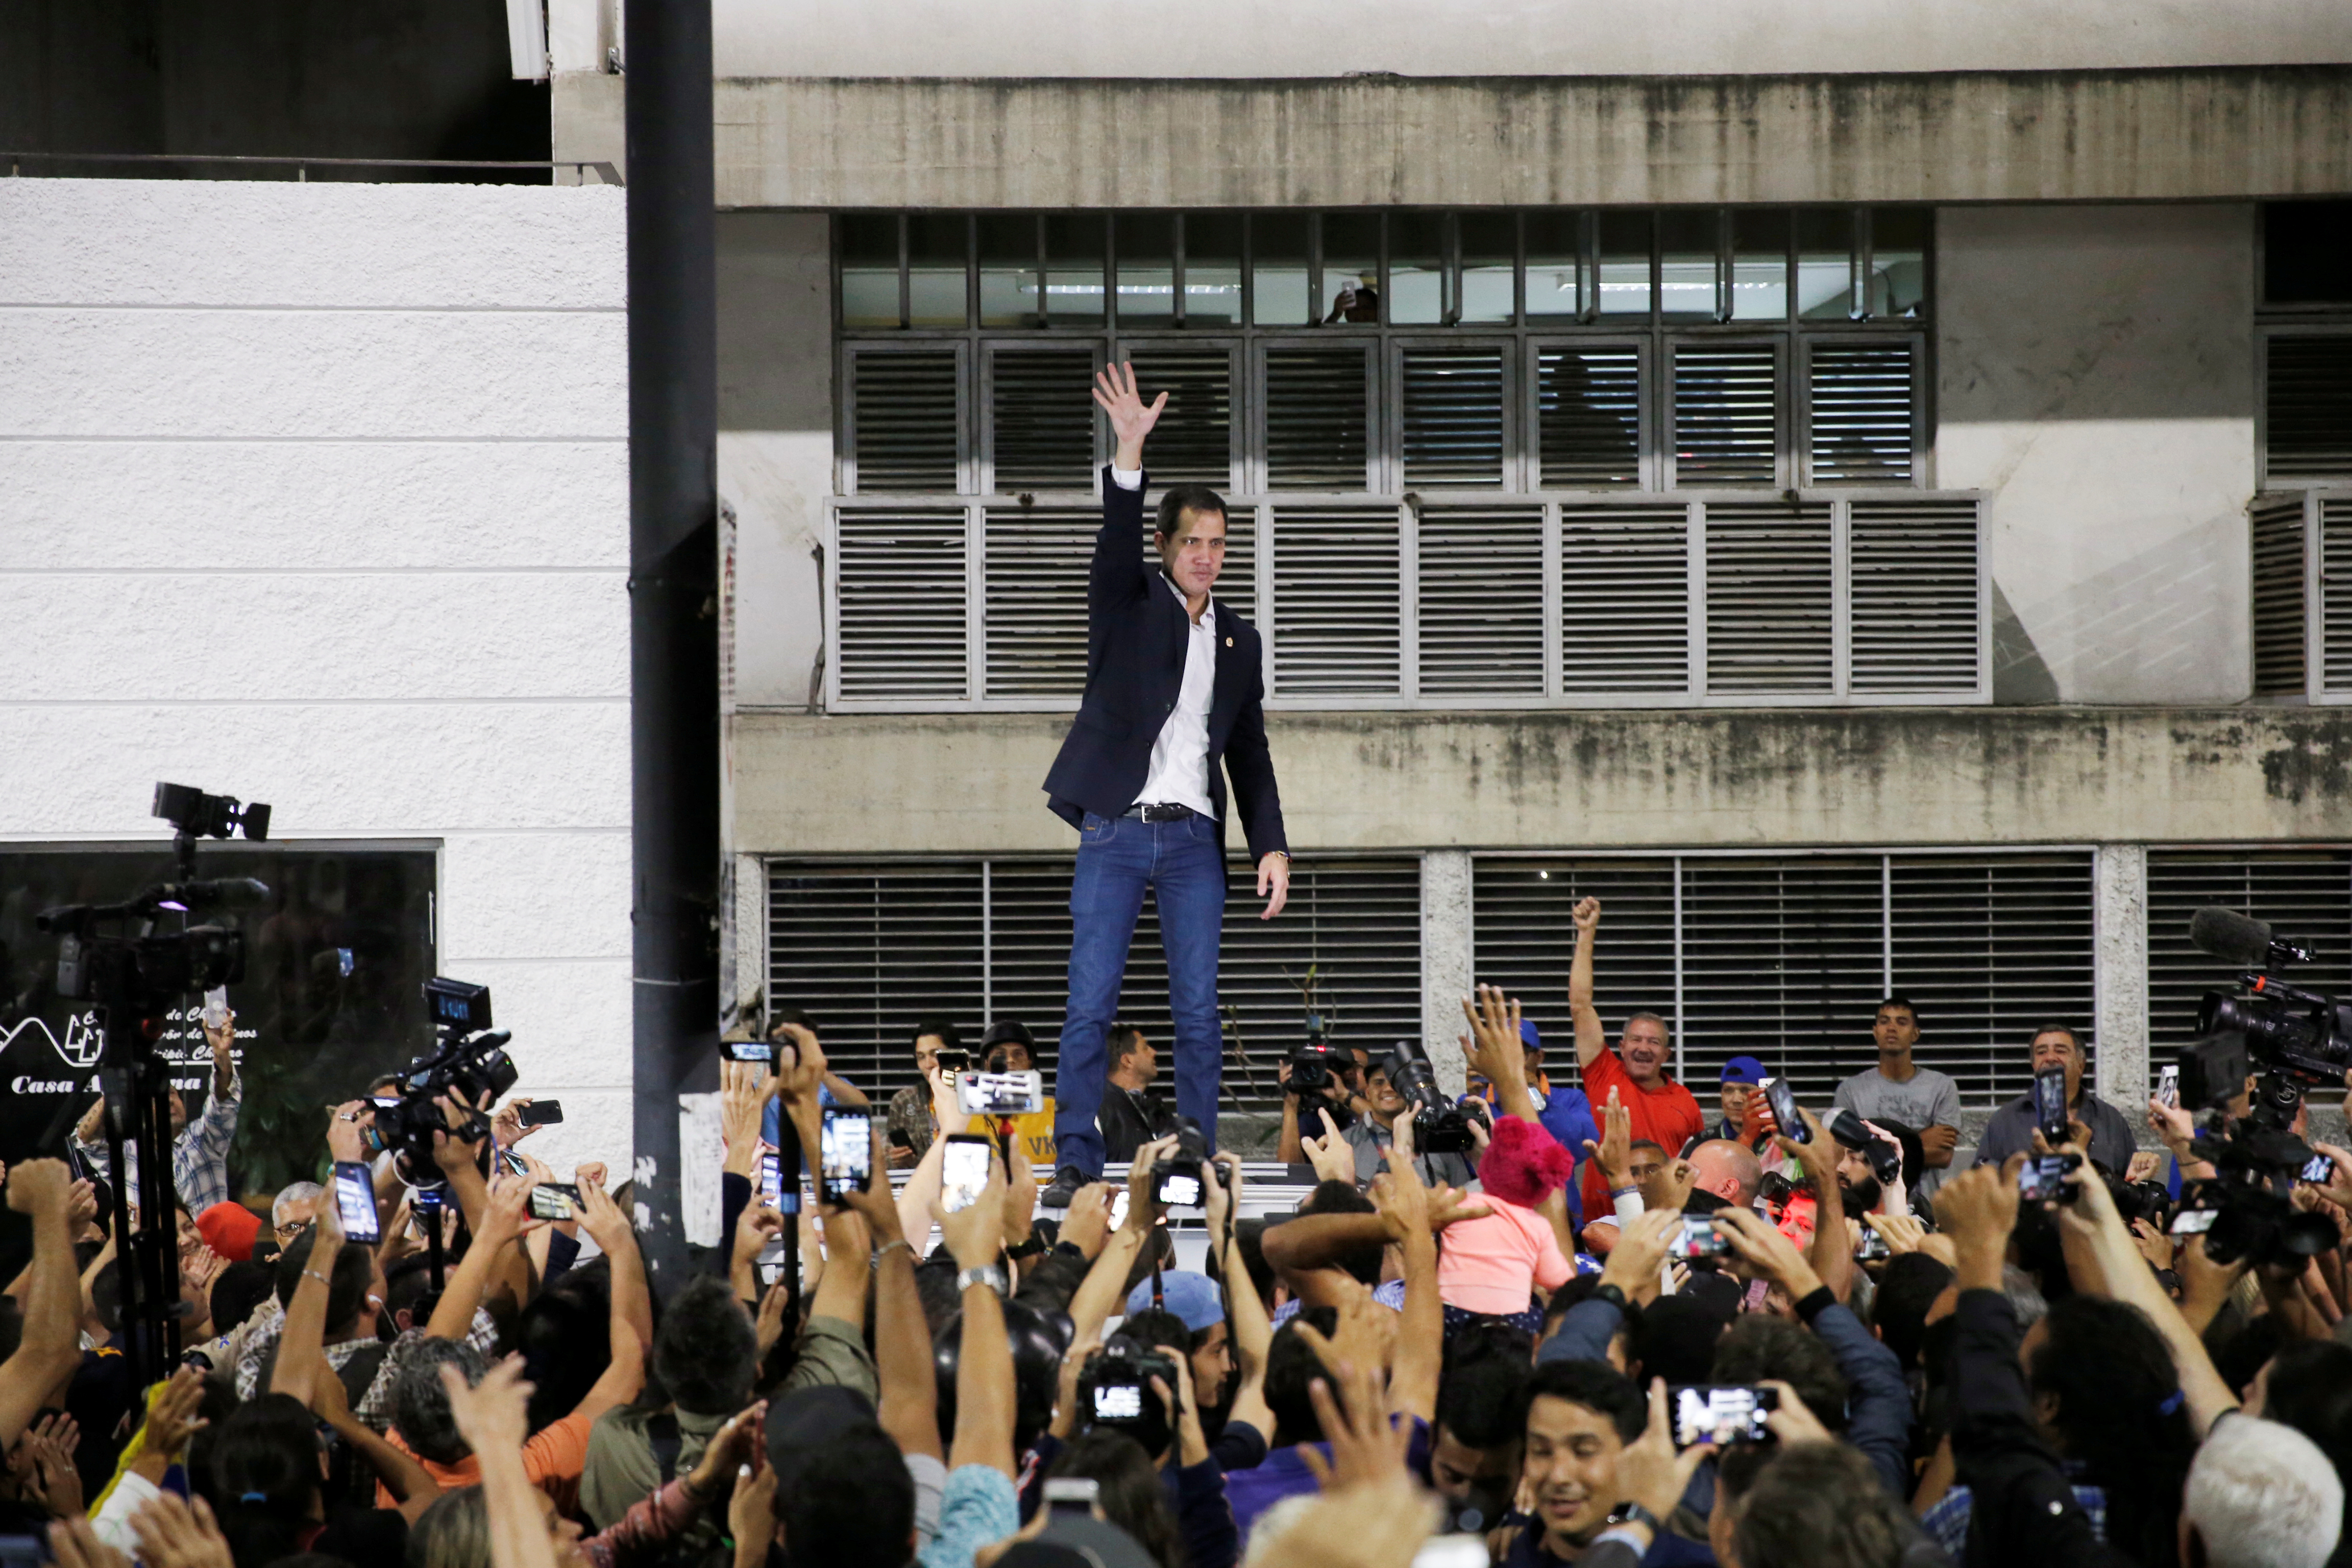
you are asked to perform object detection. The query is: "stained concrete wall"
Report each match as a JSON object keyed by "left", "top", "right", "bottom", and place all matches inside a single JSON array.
[
  {"left": 0, "top": 178, "right": 632, "bottom": 1173},
  {"left": 712, "top": 0, "right": 2352, "bottom": 79},
  {"left": 1939, "top": 205, "right": 2257, "bottom": 705}
]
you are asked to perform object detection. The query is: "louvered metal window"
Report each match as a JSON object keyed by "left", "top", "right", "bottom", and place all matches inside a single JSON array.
[
  {"left": 830, "top": 209, "right": 1967, "bottom": 712},
  {"left": 2246, "top": 488, "right": 2352, "bottom": 702},
  {"left": 2146, "top": 850, "right": 2352, "bottom": 1056},
  {"left": 829, "top": 494, "right": 1986, "bottom": 709},
  {"left": 2263, "top": 332, "right": 2352, "bottom": 484},
  {"left": 1472, "top": 851, "right": 2097, "bottom": 1105},
  {"left": 767, "top": 856, "right": 1423, "bottom": 1110}
]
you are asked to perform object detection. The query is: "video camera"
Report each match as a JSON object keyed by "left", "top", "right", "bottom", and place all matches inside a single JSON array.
[
  {"left": 1285, "top": 1008, "right": 1355, "bottom": 1133},
  {"left": 2166, "top": 908, "right": 2346, "bottom": 1268},
  {"left": 372, "top": 976, "right": 518, "bottom": 1180},
  {"left": 1079, "top": 1336, "right": 1180, "bottom": 1458},
  {"left": 1382, "top": 1038, "right": 1476, "bottom": 1155}
]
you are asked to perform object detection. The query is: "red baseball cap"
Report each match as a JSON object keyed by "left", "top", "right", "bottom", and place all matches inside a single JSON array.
[{"left": 197, "top": 1201, "right": 263, "bottom": 1263}]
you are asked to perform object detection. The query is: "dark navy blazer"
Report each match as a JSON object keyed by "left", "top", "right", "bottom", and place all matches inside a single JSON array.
[{"left": 1041, "top": 468, "right": 1289, "bottom": 863}]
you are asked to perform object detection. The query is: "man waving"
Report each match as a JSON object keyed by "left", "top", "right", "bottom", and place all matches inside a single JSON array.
[{"left": 1038, "top": 363, "right": 1290, "bottom": 1204}]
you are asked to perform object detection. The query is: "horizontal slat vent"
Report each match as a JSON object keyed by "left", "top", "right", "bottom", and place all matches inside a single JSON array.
[
  {"left": 1400, "top": 346, "right": 1505, "bottom": 487},
  {"left": 1418, "top": 507, "right": 1543, "bottom": 693},
  {"left": 1473, "top": 851, "right": 2094, "bottom": 1105},
  {"left": 769, "top": 857, "right": 1422, "bottom": 1112},
  {"left": 1538, "top": 345, "right": 1643, "bottom": 488},
  {"left": 1808, "top": 340, "right": 1916, "bottom": 484},
  {"left": 2324, "top": 500, "right": 2352, "bottom": 695},
  {"left": 1559, "top": 506, "right": 1690, "bottom": 692},
  {"left": 835, "top": 510, "right": 968, "bottom": 699},
  {"left": 982, "top": 507, "right": 1095, "bottom": 698},
  {"left": 851, "top": 350, "right": 960, "bottom": 493},
  {"left": 1122, "top": 347, "right": 1235, "bottom": 488},
  {"left": 989, "top": 349, "right": 1096, "bottom": 492},
  {"left": 2251, "top": 494, "right": 2308, "bottom": 696},
  {"left": 1673, "top": 341, "right": 1779, "bottom": 486},
  {"left": 1705, "top": 501, "right": 1833, "bottom": 692},
  {"left": 1264, "top": 347, "right": 1371, "bottom": 491},
  {"left": 2147, "top": 851, "right": 2352, "bottom": 1055},
  {"left": 1849, "top": 498, "right": 1979, "bottom": 693},
  {"left": 2267, "top": 336, "right": 2352, "bottom": 482},
  {"left": 1271, "top": 506, "right": 1401, "bottom": 695}
]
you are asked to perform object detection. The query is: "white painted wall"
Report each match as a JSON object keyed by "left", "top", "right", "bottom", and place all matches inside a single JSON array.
[
  {"left": 713, "top": 0, "right": 2352, "bottom": 79},
  {"left": 1937, "top": 204, "right": 2257, "bottom": 704},
  {"left": 0, "top": 178, "right": 633, "bottom": 1175}
]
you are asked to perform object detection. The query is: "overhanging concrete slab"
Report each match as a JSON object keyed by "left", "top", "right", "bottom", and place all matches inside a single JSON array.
[{"left": 713, "top": 67, "right": 2352, "bottom": 210}]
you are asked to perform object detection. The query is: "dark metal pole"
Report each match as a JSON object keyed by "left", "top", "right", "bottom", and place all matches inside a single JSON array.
[{"left": 626, "top": 0, "right": 720, "bottom": 1289}]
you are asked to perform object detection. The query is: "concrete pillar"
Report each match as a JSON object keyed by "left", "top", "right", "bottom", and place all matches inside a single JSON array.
[
  {"left": 2094, "top": 843, "right": 2149, "bottom": 1118},
  {"left": 733, "top": 851, "right": 766, "bottom": 1016},
  {"left": 1422, "top": 850, "right": 1473, "bottom": 1098}
]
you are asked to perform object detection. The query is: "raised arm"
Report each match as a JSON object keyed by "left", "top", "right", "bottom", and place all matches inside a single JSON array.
[
  {"left": 424, "top": 1172, "right": 535, "bottom": 1341},
  {"left": 1568, "top": 897, "right": 1606, "bottom": 1075},
  {"left": 1372, "top": 1118, "right": 1442, "bottom": 1425},
  {"left": 1065, "top": 1142, "right": 1169, "bottom": 1345},
  {"left": 1206, "top": 1154, "right": 1277, "bottom": 1438},
  {"left": 571, "top": 1177, "right": 650, "bottom": 1423},
  {"left": 270, "top": 1195, "right": 348, "bottom": 1407},
  {"left": 935, "top": 1153, "right": 1017, "bottom": 1479},
  {"left": 843, "top": 1123, "right": 938, "bottom": 1461},
  {"left": 0, "top": 1162, "right": 81, "bottom": 1448},
  {"left": 1461, "top": 986, "right": 1540, "bottom": 1124},
  {"left": 442, "top": 1360, "right": 562, "bottom": 1568}
]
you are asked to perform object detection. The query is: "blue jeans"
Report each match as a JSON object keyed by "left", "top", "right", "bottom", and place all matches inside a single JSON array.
[{"left": 1055, "top": 809, "right": 1227, "bottom": 1177}]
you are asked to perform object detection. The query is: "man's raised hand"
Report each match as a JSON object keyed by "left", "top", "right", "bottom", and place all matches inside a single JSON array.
[{"left": 1092, "top": 362, "right": 1167, "bottom": 470}]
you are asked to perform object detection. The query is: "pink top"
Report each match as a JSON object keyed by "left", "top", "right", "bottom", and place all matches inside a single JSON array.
[{"left": 1436, "top": 1192, "right": 1574, "bottom": 1316}]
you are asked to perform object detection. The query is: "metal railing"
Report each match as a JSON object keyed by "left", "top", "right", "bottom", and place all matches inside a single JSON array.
[{"left": 0, "top": 151, "right": 621, "bottom": 184}]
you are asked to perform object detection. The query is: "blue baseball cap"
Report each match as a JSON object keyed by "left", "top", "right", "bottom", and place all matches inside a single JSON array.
[
  {"left": 1125, "top": 1271, "right": 1226, "bottom": 1333},
  {"left": 1721, "top": 1055, "right": 1767, "bottom": 1086},
  {"left": 1518, "top": 1018, "right": 1541, "bottom": 1051}
]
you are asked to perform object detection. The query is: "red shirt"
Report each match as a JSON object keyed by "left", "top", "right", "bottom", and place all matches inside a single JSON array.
[{"left": 1577, "top": 1048, "right": 1706, "bottom": 1220}]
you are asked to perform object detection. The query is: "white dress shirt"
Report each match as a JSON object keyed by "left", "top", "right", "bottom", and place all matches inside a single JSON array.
[{"left": 1113, "top": 465, "right": 1216, "bottom": 817}]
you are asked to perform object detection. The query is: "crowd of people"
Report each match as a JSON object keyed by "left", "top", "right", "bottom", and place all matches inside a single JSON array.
[{"left": 6, "top": 896, "right": 2352, "bottom": 1568}]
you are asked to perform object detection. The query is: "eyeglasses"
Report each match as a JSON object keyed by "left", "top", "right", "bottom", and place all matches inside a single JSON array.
[{"left": 275, "top": 1222, "right": 306, "bottom": 1239}]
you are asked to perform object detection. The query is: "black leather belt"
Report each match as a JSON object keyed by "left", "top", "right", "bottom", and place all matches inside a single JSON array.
[{"left": 1124, "top": 802, "right": 1196, "bottom": 822}]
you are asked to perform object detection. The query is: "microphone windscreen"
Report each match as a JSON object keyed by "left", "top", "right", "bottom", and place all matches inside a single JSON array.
[{"left": 2189, "top": 906, "right": 2272, "bottom": 966}]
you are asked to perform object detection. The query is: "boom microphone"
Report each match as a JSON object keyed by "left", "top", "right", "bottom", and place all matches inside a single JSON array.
[{"left": 2190, "top": 906, "right": 2312, "bottom": 969}]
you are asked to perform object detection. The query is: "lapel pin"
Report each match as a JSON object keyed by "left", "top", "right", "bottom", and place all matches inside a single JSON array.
[{"left": 1225, "top": 636, "right": 1234, "bottom": 647}]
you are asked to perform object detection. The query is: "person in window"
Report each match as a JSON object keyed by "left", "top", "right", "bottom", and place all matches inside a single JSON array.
[
  {"left": 888, "top": 1017, "right": 960, "bottom": 1169},
  {"left": 1096, "top": 1023, "right": 1178, "bottom": 1163},
  {"left": 1971, "top": 1024, "right": 2135, "bottom": 1175},
  {"left": 1324, "top": 273, "right": 1380, "bottom": 323}
]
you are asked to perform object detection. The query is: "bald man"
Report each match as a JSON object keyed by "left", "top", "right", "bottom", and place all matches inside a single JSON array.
[{"left": 1686, "top": 1139, "right": 1762, "bottom": 1209}]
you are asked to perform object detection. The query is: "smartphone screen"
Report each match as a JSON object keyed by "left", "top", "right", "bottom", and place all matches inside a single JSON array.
[
  {"left": 1109, "top": 1191, "right": 1131, "bottom": 1230},
  {"left": 941, "top": 1135, "right": 992, "bottom": 1213},
  {"left": 2157, "top": 1065, "right": 2180, "bottom": 1111},
  {"left": 1671, "top": 1385, "right": 1776, "bottom": 1448},
  {"left": 1669, "top": 1216, "right": 1729, "bottom": 1259},
  {"left": 2033, "top": 1067, "right": 2070, "bottom": 1139},
  {"left": 1043, "top": 1478, "right": 1100, "bottom": 1519},
  {"left": 331, "top": 1160, "right": 381, "bottom": 1245},
  {"left": 2304, "top": 1154, "right": 2336, "bottom": 1186},
  {"left": 501, "top": 1147, "right": 530, "bottom": 1179},
  {"left": 529, "top": 1183, "right": 579, "bottom": 1221},
  {"left": 725, "top": 1040, "right": 776, "bottom": 1065},
  {"left": 820, "top": 1110, "right": 873, "bottom": 1205},
  {"left": 2171, "top": 1207, "right": 2220, "bottom": 1237},
  {"left": 759, "top": 1148, "right": 784, "bottom": 1211},
  {"left": 1759, "top": 1077, "right": 1807, "bottom": 1143}
]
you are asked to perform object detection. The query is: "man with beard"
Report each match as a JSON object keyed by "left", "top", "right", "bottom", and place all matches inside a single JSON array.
[
  {"left": 1830, "top": 1119, "right": 1920, "bottom": 1218},
  {"left": 1569, "top": 899, "right": 1703, "bottom": 1226}
]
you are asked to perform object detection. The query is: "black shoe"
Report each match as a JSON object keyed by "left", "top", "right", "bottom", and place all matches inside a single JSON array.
[{"left": 1038, "top": 1165, "right": 1091, "bottom": 1209}]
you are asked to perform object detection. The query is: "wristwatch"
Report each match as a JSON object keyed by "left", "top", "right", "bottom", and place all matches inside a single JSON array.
[
  {"left": 957, "top": 1264, "right": 1009, "bottom": 1297},
  {"left": 1610, "top": 1502, "right": 1663, "bottom": 1532},
  {"left": 1591, "top": 1282, "right": 1629, "bottom": 1312}
]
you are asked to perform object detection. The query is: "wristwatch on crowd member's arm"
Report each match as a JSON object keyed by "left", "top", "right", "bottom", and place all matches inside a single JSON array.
[{"left": 957, "top": 1264, "right": 1009, "bottom": 1298}]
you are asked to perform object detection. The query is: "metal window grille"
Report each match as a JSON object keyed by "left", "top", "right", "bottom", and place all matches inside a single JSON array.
[
  {"left": 1806, "top": 339, "right": 1921, "bottom": 485},
  {"left": 1536, "top": 342, "right": 1645, "bottom": 489},
  {"left": 1416, "top": 506, "right": 1544, "bottom": 694},
  {"left": 1704, "top": 500, "right": 1834, "bottom": 694},
  {"left": 831, "top": 509, "right": 970, "bottom": 700},
  {"left": 766, "top": 856, "right": 1423, "bottom": 1110},
  {"left": 1558, "top": 504, "right": 1690, "bottom": 693},
  {"left": 1470, "top": 850, "right": 2097, "bottom": 1105},
  {"left": 1262, "top": 344, "right": 1376, "bottom": 492},
  {"left": 1120, "top": 343, "right": 1239, "bottom": 489},
  {"left": 2246, "top": 489, "right": 2352, "bottom": 702},
  {"left": 981, "top": 506, "right": 1096, "bottom": 698},
  {"left": 1670, "top": 341, "right": 1782, "bottom": 488},
  {"left": 1849, "top": 497, "right": 1984, "bottom": 694},
  {"left": 986, "top": 346, "right": 1098, "bottom": 493},
  {"left": 2146, "top": 850, "right": 2352, "bottom": 1055},
  {"left": 846, "top": 347, "right": 963, "bottom": 492},
  {"left": 1399, "top": 344, "right": 1508, "bottom": 488},
  {"left": 1269, "top": 505, "right": 1402, "bottom": 697}
]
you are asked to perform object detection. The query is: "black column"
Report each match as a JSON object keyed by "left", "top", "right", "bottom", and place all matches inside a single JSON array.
[{"left": 625, "top": 0, "right": 719, "bottom": 1288}]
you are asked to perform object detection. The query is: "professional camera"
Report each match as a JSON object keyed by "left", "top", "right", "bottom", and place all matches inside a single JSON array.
[
  {"left": 1381, "top": 1038, "right": 1475, "bottom": 1155},
  {"left": 1077, "top": 1335, "right": 1180, "bottom": 1457},
  {"left": 372, "top": 977, "right": 518, "bottom": 1180},
  {"left": 2163, "top": 908, "right": 2348, "bottom": 1269},
  {"left": 1285, "top": 1013, "right": 1355, "bottom": 1134},
  {"left": 1148, "top": 1116, "right": 1216, "bottom": 1208}
]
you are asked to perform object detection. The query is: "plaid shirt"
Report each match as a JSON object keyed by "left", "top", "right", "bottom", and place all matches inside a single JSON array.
[
  {"left": 354, "top": 1309, "right": 505, "bottom": 1433},
  {"left": 1921, "top": 1480, "right": 2107, "bottom": 1557},
  {"left": 71, "top": 1071, "right": 241, "bottom": 1217}
]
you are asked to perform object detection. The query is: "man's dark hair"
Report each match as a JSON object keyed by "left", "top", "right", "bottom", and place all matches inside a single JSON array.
[
  {"left": 1627, "top": 1295, "right": 1729, "bottom": 1387},
  {"left": 1875, "top": 995, "right": 1917, "bottom": 1021},
  {"left": 210, "top": 1394, "right": 327, "bottom": 1568},
  {"left": 1121, "top": 1306, "right": 1216, "bottom": 1360},
  {"left": 2031, "top": 1022, "right": 2081, "bottom": 1049},
  {"left": 1627, "top": 1139, "right": 1666, "bottom": 1159},
  {"left": 1711, "top": 1314, "right": 1849, "bottom": 1433},
  {"left": 1108, "top": 1023, "right": 1146, "bottom": 1066},
  {"left": 1732, "top": 1441, "right": 1925, "bottom": 1568},
  {"left": 912, "top": 1016, "right": 960, "bottom": 1050},
  {"left": 1871, "top": 1253, "right": 1953, "bottom": 1373},
  {"left": 2026, "top": 1296, "right": 2196, "bottom": 1568},
  {"left": 655, "top": 1275, "right": 760, "bottom": 1415},
  {"left": 1542, "top": 1275, "right": 1602, "bottom": 1342},
  {"left": 1525, "top": 1360, "right": 1644, "bottom": 1443},
  {"left": 1264, "top": 1308, "right": 1340, "bottom": 1446},
  {"left": 383, "top": 1255, "right": 436, "bottom": 1330},
  {"left": 772, "top": 1006, "right": 819, "bottom": 1036},
  {"left": 275, "top": 1226, "right": 375, "bottom": 1332},
  {"left": 396, "top": 1338, "right": 489, "bottom": 1465},
  {"left": 1435, "top": 1339, "right": 1530, "bottom": 1451},
  {"left": 779, "top": 1424, "right": 915, "bottom": 1568},
  {"left": 89, "top": 1260, "right": 122, "bottom": 1335},
  {"left": 1049, "top": 1432, "right": 1185, "bottom": 1568},
  {"left": 912, "top": 1258, "right": 963, "bottom": 1342},
  {"left": 1290, "top": 1184, "right": 1381, "bottom": 1285},
  {"left": 1154, "top": 485, "right": 1227, "bottom": 541}
]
